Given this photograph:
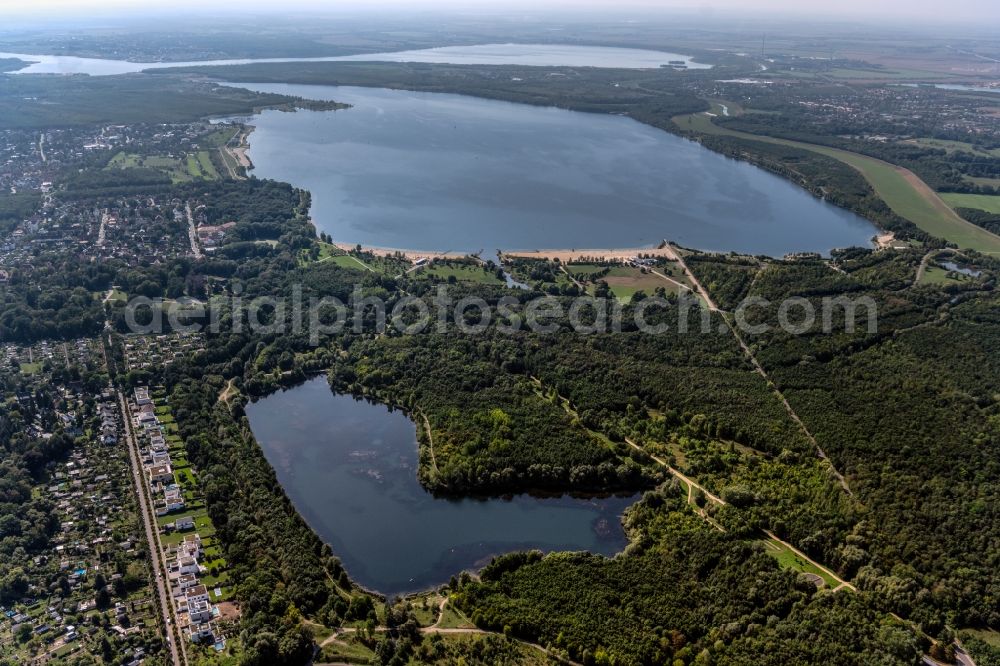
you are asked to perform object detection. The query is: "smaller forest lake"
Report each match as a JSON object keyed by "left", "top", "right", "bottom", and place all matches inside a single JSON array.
[{"left": 245, "top": 377, "right": 638, "bottom": 597}]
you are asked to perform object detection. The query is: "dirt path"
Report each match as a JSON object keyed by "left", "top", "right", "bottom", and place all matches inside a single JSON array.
[
  {"left": 669, "top": 248, "right": 854, "bottom": 497},
  {"left": 559, "top": 264, "right": 585, "bottom": 290},
  {"left": 914, "top": 248, "right": 958, "bottom": 286},
  {"left": 661, "top": 244, "right": 720, "bottom": 311},
  {"left": 420, "top": 411, "right": 438, "bottom": 473},
  {"left": 914, "top": 250, "right": 938, "bottom": 285},
  {"left": 426, "top": 595, "right": 450, "bottom": 630},
  {"left": 648, "top": 267, "right": 694, "bottom": 294},
  {"left": 218, "top": 378, "right": 237, "bottom": 405},
  {"left": 320, "top": 626, "right": 580, "bottom": 666},
  {"left": 623, "top": 436, "right": 853, "bottom": 589},
  {"left": 762, "top": 529, "right": 855, "bottom": 591},
  {"left": 218, "top": 146, "right": 238, "bottom": 179},
  {"left": 625, "top": 437, "right": 725, "bottom": 505}
]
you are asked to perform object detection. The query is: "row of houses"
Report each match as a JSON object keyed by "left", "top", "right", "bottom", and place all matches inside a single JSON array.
[
  {"left": 167, "top": 533, "right": 224, "bottom": 643},
  {"left": 133, "top": 387, "right": 188, "bottom": 519},
  {"left": 131, "top": 386, "right": 225, "bottom": 648}
]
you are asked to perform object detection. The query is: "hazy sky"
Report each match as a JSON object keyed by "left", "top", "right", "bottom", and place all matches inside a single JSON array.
[{"left": 0, "top": 0, "right": 996, "bottom": 24}]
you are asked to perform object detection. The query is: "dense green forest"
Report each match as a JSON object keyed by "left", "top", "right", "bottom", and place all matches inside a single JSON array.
[
  {"left": 0, "top": 74, "right": 315, "bottom": 129},
  {"left": 156, "top": 60, "right": 709, "bottom": 120},
  {"left": 0, "top": 58, "right": 27, "bottom": 73},
  {"left": 0, "top": 192, "right": 41, "bottom": 234},
  {"left": 4, "top": 49, "right": 1000, "bottom": 664},
  {"left": 0, "top": 398, "right": 76, "bottom": 603},
  {"left": 728, "top": 253, "right": 1000, "bottom": 631},
  {"left": 456, "top": 487, "right": 922, "bottom": 666},
  {"left": 0, "top": 253, "right": 112, "bottom": 342},
  {"left": 330, "top": 333, "right": 660, "bottom": 493},
  {"left": 678, "top": 254, "right": 759, "bottom": 313},
  {"left": 94, "top": 183, "right": 997, "bottom": 661}
]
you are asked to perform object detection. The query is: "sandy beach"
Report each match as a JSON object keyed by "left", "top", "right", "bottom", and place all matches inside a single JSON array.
[
  {"left": 500, "top": 244, "right": 680, "bottom": 263},
  {"left": 330, "top": 242, "right": 472, "bottom": 262},
  {"left": 327, "top": 241, "right": 683, "bottom": 265}
]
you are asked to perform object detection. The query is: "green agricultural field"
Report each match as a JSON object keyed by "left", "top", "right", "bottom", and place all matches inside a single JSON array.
[
  {"left": 421, "top": 261, "right": 505, "bottom": 285},
  {"left": 674, "top": 111, "right": 1000, "bottom": 254},
  {"left": 966, "top": 176, "right": 1000, "bottom": 189},
  {"left": 107, "top": 151, "right": 195, "bottom": 183},
  {"left": 201, "top": 126, "right": 240, "bottom": 148},
  {"left": 941, "top": 193, "right": 1000, "bottom": 214},
  {"left": 601, "top": 265, "right": 670, "bottom": 302},
  {"left": 906, "top": 138, "right": 1000, "bottom": 158},
  {"left": 196, "top": 150, "right": 220, "bottom": 179},
  {"left": 565, "top": 263, "right": 607, "bottom": 275},
  {"left": 186, "top": 153, "right": 203, "bottom": 178}
]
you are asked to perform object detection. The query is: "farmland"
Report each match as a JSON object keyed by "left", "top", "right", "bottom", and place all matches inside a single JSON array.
[
  {"left": 675, "top": 109, "right": 1000, "bottom": 254},
  {"left": 941, "top": 193, "right": 1000, "bottom": 214},
  {"left": 107, "top": 149, "right": 221, "bottom": 183}
]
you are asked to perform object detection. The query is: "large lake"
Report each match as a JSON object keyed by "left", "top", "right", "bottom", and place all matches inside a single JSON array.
[
  {"left": 244, "top": 377, "right": 638, "bottom": 598},
  {"left": 0, "top": 43, "right": 707, "bottom": 76},
  {"left": 237, "top": 83, "right": 877, "bottom": 255}
]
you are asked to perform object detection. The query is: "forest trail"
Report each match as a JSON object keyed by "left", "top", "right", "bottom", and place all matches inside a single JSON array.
[
  {"left": 218, "top": 378, "right": 237, "bottom": 404},
  {"left": 668, "top": 246, "right": 854, "bottom": 497},
  {"left": 420, "top": 411, "right": 438, "bottom": 473},
  {"left": 624, "top": 436, "right": 853, "bottom": 590}
]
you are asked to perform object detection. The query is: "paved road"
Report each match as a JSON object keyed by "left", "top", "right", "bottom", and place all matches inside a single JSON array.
[
  {"left": 185, "top": 202, "right": 203, "bottom": 259},
  {"left": 117, "top": 391, "right": 185, "bottom": 666},
  {"left": 97, "top": 211, "right": 108, "bottom": 247}
]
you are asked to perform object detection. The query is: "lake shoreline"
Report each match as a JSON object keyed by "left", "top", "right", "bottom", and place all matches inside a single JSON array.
[
  {"left": 245, "top": 376, "right": 641, "bottom": 598},
  {"left": 329, "top": 240, "right": 682, "bottom": 262},
  {"left": 241, "top": 83, "right": 878, "bottom": 257},
  {"left": 326, "top": 237, "right": 893, "bottom": 265}
]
